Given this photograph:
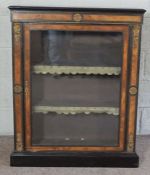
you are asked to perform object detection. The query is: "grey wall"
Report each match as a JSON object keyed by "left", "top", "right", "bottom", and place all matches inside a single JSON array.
[
  {"left": 138, "top": 15, "right": 150, "bottom": 134},
  {"left": 0, "top": 1, "right": 150, "bottom": 135}
]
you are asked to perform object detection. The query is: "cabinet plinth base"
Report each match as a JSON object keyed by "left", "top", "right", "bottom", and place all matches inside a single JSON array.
[{"left": 10, "top": 151, "right": 139, "bottom": 167}]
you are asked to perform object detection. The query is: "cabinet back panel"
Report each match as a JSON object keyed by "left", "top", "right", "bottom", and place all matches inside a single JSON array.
[
  {"left": 31, "top": 30, "right": 123, "bottom": 67},
  {"left": 32, "top": 113, "right": 119, "bottom": 146},
  {"left": 32, "top": 74, "right": 121, "bottom": 107}
]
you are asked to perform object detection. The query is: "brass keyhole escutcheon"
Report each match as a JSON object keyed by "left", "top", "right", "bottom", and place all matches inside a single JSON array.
[
  {"left": 129, "top": 86, "right": 137, "bottom": 95},
  {"left": 73, "top": 13, "right": 82, "bottom": 22}
]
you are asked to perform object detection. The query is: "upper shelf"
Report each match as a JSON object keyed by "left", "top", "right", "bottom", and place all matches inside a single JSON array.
[{"left": 33, "top": 65, "right": 121, "bottom": 75}]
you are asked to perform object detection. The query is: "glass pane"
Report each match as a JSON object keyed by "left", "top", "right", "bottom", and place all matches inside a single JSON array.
[
  {"left": 32, "top": 113, "right": 119, "bottom": 146},
  {"left": 32, "top": 75, "right": 120, "bottom": 107},
  {"left": 31, "top": 31, "right": 122, "bottom": 67},
  {"left": 30, "top": 29, "right": 123, "bottom": 147}
]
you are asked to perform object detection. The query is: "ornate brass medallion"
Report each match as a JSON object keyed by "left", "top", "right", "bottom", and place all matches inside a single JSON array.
[
  {"left": 14, "top": 85, "right": 22, "bottom": 94},
  {"left": 129, "top": 86, "right": 137, "bottom": 95},
  {"left": 73, "top": 13, "right": 82, "bottom": 22}
]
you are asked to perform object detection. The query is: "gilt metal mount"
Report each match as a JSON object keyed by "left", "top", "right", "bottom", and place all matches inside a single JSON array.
[
  {"left": 73, "top": 13, "right": 82, "bottom": 22},
  {"left": 127, "top": 133, "right": 134, "bottom": 152},
  {"left": 16, "top": 133, "right": 23, "bottom": 152},
  {"left": 14, "top": 85, "right": 22, "bottom": 94},
  {"left": 14, "top": 23, "right": 21, "bottom": 42},
  {"left": 129, "top": 86, "right": 137, "bottom": 95}
]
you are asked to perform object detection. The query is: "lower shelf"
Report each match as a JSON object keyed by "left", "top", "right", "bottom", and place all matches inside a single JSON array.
[{"left": 10, "top": 151, "right": 139, "bottom": 167}]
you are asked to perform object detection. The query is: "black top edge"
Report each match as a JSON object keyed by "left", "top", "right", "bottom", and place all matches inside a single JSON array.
[{"left": 8, "top": 6, "right": 146, "bottom": 14}]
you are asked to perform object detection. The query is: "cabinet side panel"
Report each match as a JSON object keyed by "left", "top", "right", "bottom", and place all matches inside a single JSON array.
[
  {"left": 127, "top": 25, "right": 141, "bottom": 152},
  {"left": 13, "top": 22, "right": 24, "bottom": 151}
]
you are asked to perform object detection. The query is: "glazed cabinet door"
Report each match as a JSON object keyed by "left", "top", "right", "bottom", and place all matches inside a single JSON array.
[{"left": 23, "top": 23, "right": 129, "bottom": 152}]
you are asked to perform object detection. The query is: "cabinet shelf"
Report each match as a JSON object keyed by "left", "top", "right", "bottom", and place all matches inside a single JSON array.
[
  {"left": 33, "top": 106, "right": 119, "bottom": 116},
  {"left": 33, "top": 65, "right": 121, "bottom": 75}
]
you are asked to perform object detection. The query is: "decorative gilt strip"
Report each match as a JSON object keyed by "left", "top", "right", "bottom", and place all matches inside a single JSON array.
[
  {"left": 33, "top": 65, "right": 121, "bottom": 75},
  {"left": 132, "top": 25, "right": 141, "bottom": 50},
  {"left": 16, "top": 133, "right": 23, "bottom": 152},
  {"left": 33, "top": 106, "right": 119, "bottom": 116},
  {"left": 127, "top": 133, "right": 134, "bottom": 152},
  {"left": 25, "top": 80, "right": 29, "bottom": 96},
  {"left": 14, "top": 23, "right": 21, "bottom": 42}
]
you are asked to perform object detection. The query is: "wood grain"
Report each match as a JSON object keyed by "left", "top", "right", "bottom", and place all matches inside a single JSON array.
[
  {"left": 26, "top": 146, "right": 123, "bottom": 152},
  {"left": 119, "top": 28, "right": 129, "bottom": 150},
  {"left": 27, "top": 23, "right": 130, "bottom": 32},
  {"left": 12, "top": 11, "right": 142, "bottom": 23}
]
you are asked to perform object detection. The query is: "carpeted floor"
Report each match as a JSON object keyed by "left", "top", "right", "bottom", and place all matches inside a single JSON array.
[{"left": 0, "top": 136, "right": 150, "bottom": 175}]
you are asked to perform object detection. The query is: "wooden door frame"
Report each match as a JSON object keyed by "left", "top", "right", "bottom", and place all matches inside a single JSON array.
[{"left": 23, "top": 23, "right": 129, "bottom": 152}]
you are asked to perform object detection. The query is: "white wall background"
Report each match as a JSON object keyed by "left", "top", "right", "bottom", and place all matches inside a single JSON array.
[{"left": 0, "top": 0, "right": 150, "bottom": 135}]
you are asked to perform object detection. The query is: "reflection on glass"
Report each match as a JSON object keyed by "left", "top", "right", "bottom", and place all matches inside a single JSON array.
[{"left": 31, "top": 30, "right": 123, "bottom": 67}]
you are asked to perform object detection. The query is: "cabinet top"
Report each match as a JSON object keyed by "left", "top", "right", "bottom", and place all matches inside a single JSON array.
[{"left": 8, "top": 6, "right": 146, "bottom": 14}]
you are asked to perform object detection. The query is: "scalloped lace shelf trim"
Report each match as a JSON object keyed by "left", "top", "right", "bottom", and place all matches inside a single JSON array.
[
  {"left": 33, "top": 106, "right": 119, "bottom": 116},
  {"left": 33, "top": 65, "right": 121, "bottom": 75}
]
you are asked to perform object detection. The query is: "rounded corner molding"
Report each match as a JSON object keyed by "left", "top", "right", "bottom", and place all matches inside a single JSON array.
[
  {"left": 129, "top": 86, "right": 137, "bottom": 95},
  {"left": 73, "top": 13, "right": 82, "bottom": 22}
]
